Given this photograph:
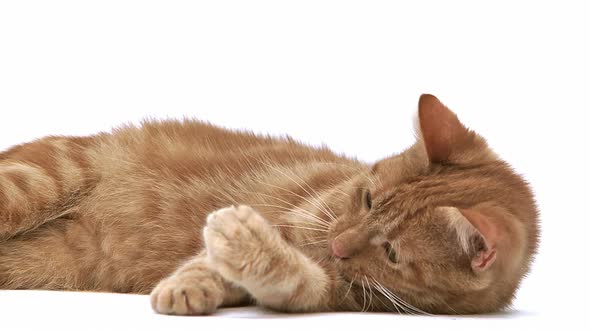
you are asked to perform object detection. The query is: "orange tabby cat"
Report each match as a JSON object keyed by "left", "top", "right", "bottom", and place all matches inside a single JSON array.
[{"left": 0, "top": 95, "right": 538, "bottom": 315}]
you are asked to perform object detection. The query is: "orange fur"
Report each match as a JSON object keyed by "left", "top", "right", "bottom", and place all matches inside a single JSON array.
[{"left": 0, "top": 95, "right": 538, "bottom": 315}]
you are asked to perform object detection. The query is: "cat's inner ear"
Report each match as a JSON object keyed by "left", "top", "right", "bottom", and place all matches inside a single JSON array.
[
  {"left": 458, "top": 207, "right": 502, "bottom": 272},
  {"left": 445, "top": 206, "right": 501, "bottom": 272},
  {"left": 417, "top": 94, "right": 479, "bottom": 163}
]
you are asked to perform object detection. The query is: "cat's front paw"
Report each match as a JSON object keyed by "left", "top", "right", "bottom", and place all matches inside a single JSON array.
[
  {"left": 150, "top": 273, "right": 223, "bottom": 315},
  {"left": 204, "top": 205, "right": 283, "bottom": 283}
]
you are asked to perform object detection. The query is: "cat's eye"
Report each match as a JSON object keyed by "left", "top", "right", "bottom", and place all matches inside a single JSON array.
[
  {"left": 382, "top": 242, "right": 397, "bottom": 264},
  {"left": 364, "top": 190, "right": 372, "bottom": 210}
]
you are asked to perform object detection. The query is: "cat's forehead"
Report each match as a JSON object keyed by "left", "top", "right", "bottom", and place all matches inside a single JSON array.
[
  {"left": 371, "top": 161, "right": 426, "bottom": 199},
  {"left": 370, "top": 144, "right": 429, "bottom": 191}
]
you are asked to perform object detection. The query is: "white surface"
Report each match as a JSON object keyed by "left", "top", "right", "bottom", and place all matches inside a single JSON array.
[
  {"left": 1, "top": 0, "right": 589, "bottom": 331},
  {"left": 0, "top": 291, "right": 563, "bottom": 332}
]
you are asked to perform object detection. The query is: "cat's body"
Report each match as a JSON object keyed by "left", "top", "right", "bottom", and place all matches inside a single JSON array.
[
  {"left": 0, "top": 120, "right": 350, "bottom": 291},
  {"left": 0, "top": 95, "right": 539, "bottom": 315}
]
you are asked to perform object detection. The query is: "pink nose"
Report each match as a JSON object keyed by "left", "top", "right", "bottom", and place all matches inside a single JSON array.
[
  {"left": 331, "top": 238, "right": 350, "bottom": 258},
  {"left": 331, "top": 227, "right": 370, "bottom": 258}
]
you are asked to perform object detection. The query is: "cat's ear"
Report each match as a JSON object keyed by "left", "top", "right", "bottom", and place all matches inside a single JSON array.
[
  {"left": 458, "top": 206, "right": 501, "bottom": 272},
  {"left": 417, "top": 94, "right": 489, "bottom": 163},
  {"left": 443, "top": 206, "right": 500, "bottom": 272}
]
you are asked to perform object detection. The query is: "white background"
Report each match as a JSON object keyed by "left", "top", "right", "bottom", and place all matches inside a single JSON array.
[{"left": 0, "top": 1, "right": 588, "bottom": 331}]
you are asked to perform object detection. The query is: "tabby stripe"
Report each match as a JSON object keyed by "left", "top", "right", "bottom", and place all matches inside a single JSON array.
[{"left": 4, "top": 139, "right": 63, "bottom": 195}]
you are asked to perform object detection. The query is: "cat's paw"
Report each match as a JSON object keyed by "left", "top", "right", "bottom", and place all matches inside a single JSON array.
[
  {"left": 150, "top": 273, "right": 223, "bottom": 315},
  {"left": 204, "top": 205, "right": 283, "bottom": 283}
]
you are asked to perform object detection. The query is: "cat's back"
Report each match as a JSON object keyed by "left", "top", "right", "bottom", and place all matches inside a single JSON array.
[
  {"left": 93, "top": 119, "right": 346, "bottom": 182},
  {"left": 82, "top": 118, "right": 350, "bottom": 236}
]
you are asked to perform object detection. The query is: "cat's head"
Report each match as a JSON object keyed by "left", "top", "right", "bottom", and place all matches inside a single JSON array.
[{"left": 328, "top": 94, "right": 539, "bottom": 314}]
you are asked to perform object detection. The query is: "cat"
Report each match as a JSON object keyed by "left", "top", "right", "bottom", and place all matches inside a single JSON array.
[{"left": 0, "top": 94, "right": 539, "bottom": 315}]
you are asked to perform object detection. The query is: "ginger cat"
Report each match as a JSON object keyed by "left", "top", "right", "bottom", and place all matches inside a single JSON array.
[{"left": 0, "top": 95, "right": 538, "bottom": 315}]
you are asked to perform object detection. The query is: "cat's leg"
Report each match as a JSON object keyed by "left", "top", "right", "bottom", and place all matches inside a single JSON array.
[
  {"left": 150, "top": 254, "right": 250, "bottom": 315},
  {"left": 0, "top": 136, "right": 94, "bottom": 239},
  {"left": 203, "top": 205, "right": 336, "bottom": 312}
]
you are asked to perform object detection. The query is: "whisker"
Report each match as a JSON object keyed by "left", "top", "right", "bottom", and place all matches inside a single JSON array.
[
  {"left": 370, "top": 279, "right": 404, "bottom": 314},
  {"left": 364, "top": 276, "right": 374, "bottom": 312},
  {"left": 312, "top": 194, "right": 338, "bottom": 223},
  {"left": 285, "top": 212, "right": 330, "bottom": 229},
  {"left": 341, "top": 273, "right": 357, "bottom": 304},
  {"left": 370, "top": 277, "right": 433, "bottom": 316},
  {"left": 261, "top": 162, "right": 338, "bottom": 223},
  {"left": 282, "top": 210, "right": 330, "bottom": 228},
  {"left": 385, "top": 290, "right": 428, "bottom": 315},
  {"left": 256, "top": 179, "right": 337, "bottom": 217},
  {"left": 360, "top": 278, "right": 367, "bottom": 312},
  {"left": 395, "top": 295, "right": 433, "bottom": 316},
  {"left": 370, "top": 280, "right": 400, "bottom": 314},
  {"left": 372, "top": 278, "right": 415, "bottom": 315},
  {"left": 243, "top": 190, "right": 331, "bottom": 227},
  {"left": 271, "top": 224, "right": 328, "bottom": 233},
  {"left": 277, "top": 169, "right": 340, "bottom": 222},
  {"left": 331, "top": 188, "right": 351, "bottom": 198},
  {"left": 249, "top": 202, "right": 330, "bottom": 228},
  {"left": 441, "top": 298, "right": 459, "bottom": 314},
  {"left": 311, "top": 161, "right": 378, "bottom": 188},
  {"left": 298, "top": 238, "right": 328, "bottom": 247}
]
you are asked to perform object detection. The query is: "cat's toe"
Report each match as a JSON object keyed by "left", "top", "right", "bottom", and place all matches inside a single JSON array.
[
  {"left": 205, "top": 206, "right": 244, "bottom": 237},
  {"left": 235, "top": 205, "right": 274, "bottom": 233},
  {"left": 204, "top": 205, "right": 279, "bottom": 283},
  {"left": 150, "top": 276, "right": 222, "bottom": 315},
  {"left": 203, "top": 219, "right": 251, "bottom": 273},
  {"left": 206, "top": 205, "right": 271, "bottom": 236}
]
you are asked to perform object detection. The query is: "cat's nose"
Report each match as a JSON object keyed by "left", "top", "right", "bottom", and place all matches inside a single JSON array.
[{"left": 331, "top": 227, "right": 370, "bottom": 258}]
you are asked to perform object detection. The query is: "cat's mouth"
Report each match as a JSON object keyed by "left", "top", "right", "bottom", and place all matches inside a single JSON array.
[{"left": 334, "top": 258, "right": 366, "bottom": 283}]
